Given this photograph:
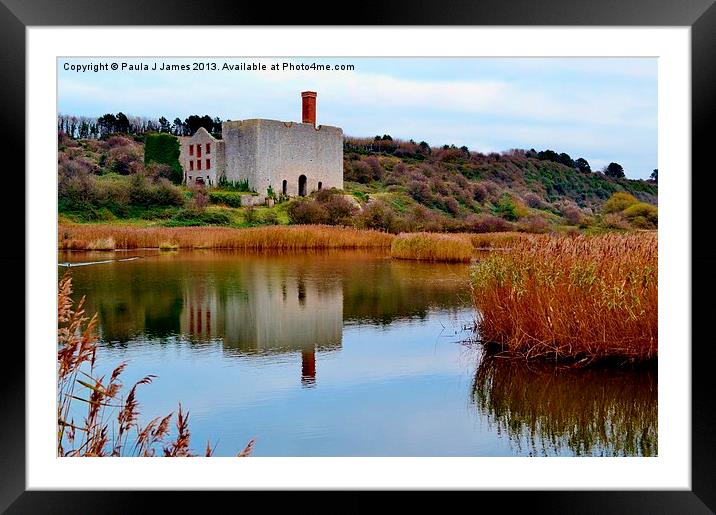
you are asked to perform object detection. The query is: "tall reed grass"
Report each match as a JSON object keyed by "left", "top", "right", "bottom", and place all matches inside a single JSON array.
[
  {"left": 59, "top": 224, "right": 395, "bottom": 251},
  {"left": 471, "top": 232, "right": 657, "bottom": 363},
  {"left": 58, "top": 273, "right": 254, "bottom": 457},
  {"left": 390, "top": 232, "right": 473, "bottom": 262},
  {"left": 467, "top": 231, "right": 540, "bottom": 249}
]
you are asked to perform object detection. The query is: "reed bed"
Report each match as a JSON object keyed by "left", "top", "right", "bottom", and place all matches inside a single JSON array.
[
  {"left": 471, "top": 232, "right": 657, "bottom": 363},
  {"left": 59, "top": 224, "right": 395, "bottom": 251},
  {"left": 58, "top": 272, "right": 254, "bottom": 457},
  {"left": 468, "top": 231, "right": 540, "bottom": 249},
  {"left": 390, "top": 232, "right": 474, "bottom": 262}
]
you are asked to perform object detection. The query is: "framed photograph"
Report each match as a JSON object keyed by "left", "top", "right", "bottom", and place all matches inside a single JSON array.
[{"left": 5, "top": 0, "right": 715, "bottom": 511}]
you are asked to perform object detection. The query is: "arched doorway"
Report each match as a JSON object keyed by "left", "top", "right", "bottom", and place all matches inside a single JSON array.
[
  {"left": 282, "top": 179, "right": 287, "bottom": 195},
  {"left": 298, "top": 175, "right": 307, "bottom": 197},
  {"left": 318, "top": 181, "right": 322, "bottom": 191}
]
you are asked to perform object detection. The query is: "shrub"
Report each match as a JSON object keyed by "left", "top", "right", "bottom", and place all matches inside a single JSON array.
[
  {"left": 562, "top": 205, "right": 583, "bottom": 226},
  {"left": 287, "top": 199, "right": 328, "bottom": 224},
  {"left": 144, "top": 133, "right": 182, "bottom": 184},
  {"left": 129, "top": 174, "right": 185, "bottom": 207},
  {"left": 623, "top": 202, "right": 658, "bottom": 228},
  {"left": 494, "top": 194, "right": 528, "bottom": 221},
  {"left": 261, "top": 211, "right": 279, "bottom": 225},
  {"left": 603, "top": 192, "right": 638, "bottom": 214},
  {"left": 322, "top": 195, "right": 358, "bottom": 226},
  {"left": 365, "top": 156, "right": 385, "bottom": 181},
  {"left": 356, "top": 200, "right": 398, "bottom": 233},
  {"left": 346, "top": 160, "right": 374, "bottom": 183},
  {"left": 244, "top": 206, "right": 258, "bottom": 224},
  {"left": 472, "top": 183, "right": 488, "bottom": 203},
  {"left": 462, "top": 214, "right": 515, "bottom": 233},
  {"left": 517, "top": 215, "right": 551, "bottom": 234},
  {"left": 407, "top": 180, "right": 433, "bottom": 204},
  {"left": 523, "top": 192, "right": 548, "bottom": 210},
  {"left": 208, "top": 190, "right": 245, "bottom": 208},
  {"left": 601, "top": 213, "right": 631, "bottom": 230},
  {"left": 188, "top": 185, "right": 209, "bottom": 212},
  {"left": 107, "top": 144, "right": 142, "bottom": 175}
]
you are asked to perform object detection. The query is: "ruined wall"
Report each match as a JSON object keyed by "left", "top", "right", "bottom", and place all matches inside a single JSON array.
[
  {"left": 222, "top": 119, "right": 343, "bottom": 196},
  {"left": 178, "top": 127, "right": 224, "bottom": 187}
]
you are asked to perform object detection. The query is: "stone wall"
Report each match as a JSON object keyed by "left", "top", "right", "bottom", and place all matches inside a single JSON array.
[
  {"left": 178, "top": 127, "right": 224, "bottom": 187},
  {"left": 222, "top": 119, "right": 343, "bottom": 196}
]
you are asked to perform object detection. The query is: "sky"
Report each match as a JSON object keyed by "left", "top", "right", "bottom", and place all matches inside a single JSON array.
[{"left": 58, "top": 57, "right": 657, "bottom": 179}]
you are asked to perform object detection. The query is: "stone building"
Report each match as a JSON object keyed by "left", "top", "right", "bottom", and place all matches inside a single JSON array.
[{"left": 179, "top": 91, "right": 343, "bottom": 196}]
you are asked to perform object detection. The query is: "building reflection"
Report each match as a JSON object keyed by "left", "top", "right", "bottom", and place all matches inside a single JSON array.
[
  {"left": 69, "top": 251, "right": 472, "bottom": 387},
  {"left": 180, "top": 259, "right": 343, "bottom": 387}
]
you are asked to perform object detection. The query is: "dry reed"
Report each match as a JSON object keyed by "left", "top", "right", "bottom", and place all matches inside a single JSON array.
[
  {"left": 390, "top": 232, "right": 474, "bottom": 262},
  {"left": 59, "top": 224, "right": 395, "bottom": 251},
  {"left": 471, "top": 232, "right": 657, "bottom": 363},
  {"left": 58, "top": 272, "right": 254, "bottom": 457},
  {"left": 467, "top": 232, "right": 540, "bottom": 249}
]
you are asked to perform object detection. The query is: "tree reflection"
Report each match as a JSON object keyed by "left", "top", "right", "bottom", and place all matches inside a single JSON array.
[{"left": 471, "top": 354, "right": 658, "bottom": 456}]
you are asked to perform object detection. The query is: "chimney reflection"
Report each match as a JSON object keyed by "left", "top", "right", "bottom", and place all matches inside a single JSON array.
[{"left": 301, "top": 349, "right": 317, "bottom": 387}]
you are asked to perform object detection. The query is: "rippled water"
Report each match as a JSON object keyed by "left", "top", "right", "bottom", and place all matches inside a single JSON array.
[{"left": 59, "top": 249, "right": 657, "bottom": 456}]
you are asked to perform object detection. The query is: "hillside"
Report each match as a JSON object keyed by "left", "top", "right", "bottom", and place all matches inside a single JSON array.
[{"left": 58, "top": 132, "right": 657, "bottom": 232}]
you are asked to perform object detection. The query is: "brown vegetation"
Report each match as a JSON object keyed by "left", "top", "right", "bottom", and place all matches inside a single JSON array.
[
  {"left": 57, "top": 273, "right": 254, "bottom": 456},
  {"left": 471, "top": 232, "right": 657, "bottom": 363},
  {"left": 59, "top": 224, "right": 395, "bottom": 251},
  {"left": 390, "top": 233, "right": 473, "bottom": 262}
]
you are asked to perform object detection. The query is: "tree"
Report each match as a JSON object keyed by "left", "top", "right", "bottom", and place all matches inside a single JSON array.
[
  {"left": 144, "top": 133, "right": 183, "bottom": 184},
  {"left": 115, "top": 112, "right": 130, "bottom": 134},
  {"left": 575, "top": 157, "right": 591, "bottom": 173},
  {"left": 604, "top": 162, "right": 625, "bottom": 179},
  {"left": 184, "top": 115, "right": 214, "bottom": 135},
  {"left": 97, "top": 113, "right": 117, "bottom": 137},
  {"left": 172, "top": 118, "right": 183, "bottom": 136},
  {"left": 650, "top": 169, "right": 658, "bottom": 183},
  {"left": 557, "top": 152, "right": 574, "bottom": 168},
  {"left": 158, "top": 116, "right": 171, "bottom": 133}
]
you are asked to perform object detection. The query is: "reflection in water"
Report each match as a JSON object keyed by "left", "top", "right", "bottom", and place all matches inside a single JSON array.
[
  {"left": 59, "top": 250, "right": 657, "bottom": 456},
  {"left": 62, "top": 250, "right": 469, "bottom": 390},
  {"left": 471, "top": 354, "right": 658, "bottom": 457}
]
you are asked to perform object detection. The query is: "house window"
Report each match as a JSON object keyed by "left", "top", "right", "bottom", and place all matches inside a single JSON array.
[
  {"left": 206, "top": 159, "right": 211, "bottom": 170},
  {"left": 189, "top": 160, "right": 194, "bottom": 171},
  {"left": 197, "top": 144, "right": 202, "bottom": 158},
  {"left": 206, "top": 143, "right": 211, "bottom": 154},
  {"left": 189, "top": 144, "right": 194, "bottom": 156},
  {"left": 197, "top": 160, "right": 202, "bottom": 170}
]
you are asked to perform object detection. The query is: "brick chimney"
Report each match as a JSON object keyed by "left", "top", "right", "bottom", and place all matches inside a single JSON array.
[{"left": 301, "top": 91, "right": 317, "bottom": 126}]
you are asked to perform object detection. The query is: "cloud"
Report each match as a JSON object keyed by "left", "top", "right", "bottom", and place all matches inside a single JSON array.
[{"left": 58, "top": 57, "right": 657, "bottom": 177}]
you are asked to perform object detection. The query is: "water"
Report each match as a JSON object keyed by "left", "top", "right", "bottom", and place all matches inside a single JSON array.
[{"left": 59, "top": 249, "right": 657, "bottom": 457}]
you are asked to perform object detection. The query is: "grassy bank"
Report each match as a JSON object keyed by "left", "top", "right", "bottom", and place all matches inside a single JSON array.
[
  {"left": 471, "top": 232, "right": 657, "bottom": 363},
  {"left": 59, "top": 224, "right": 396, "bottom": 251},
  {"left": 390, "top": 232, "right": 473, "bottom": 262}
]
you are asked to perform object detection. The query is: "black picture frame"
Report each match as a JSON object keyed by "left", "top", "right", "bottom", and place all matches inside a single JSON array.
[{"left": 3, "top": 0, "right": 714, "bottom": 512}]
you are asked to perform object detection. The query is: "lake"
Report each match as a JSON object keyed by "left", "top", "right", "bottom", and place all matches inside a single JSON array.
[{"left": 59, "top": 249, "right": 657, "bottom": 457}]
